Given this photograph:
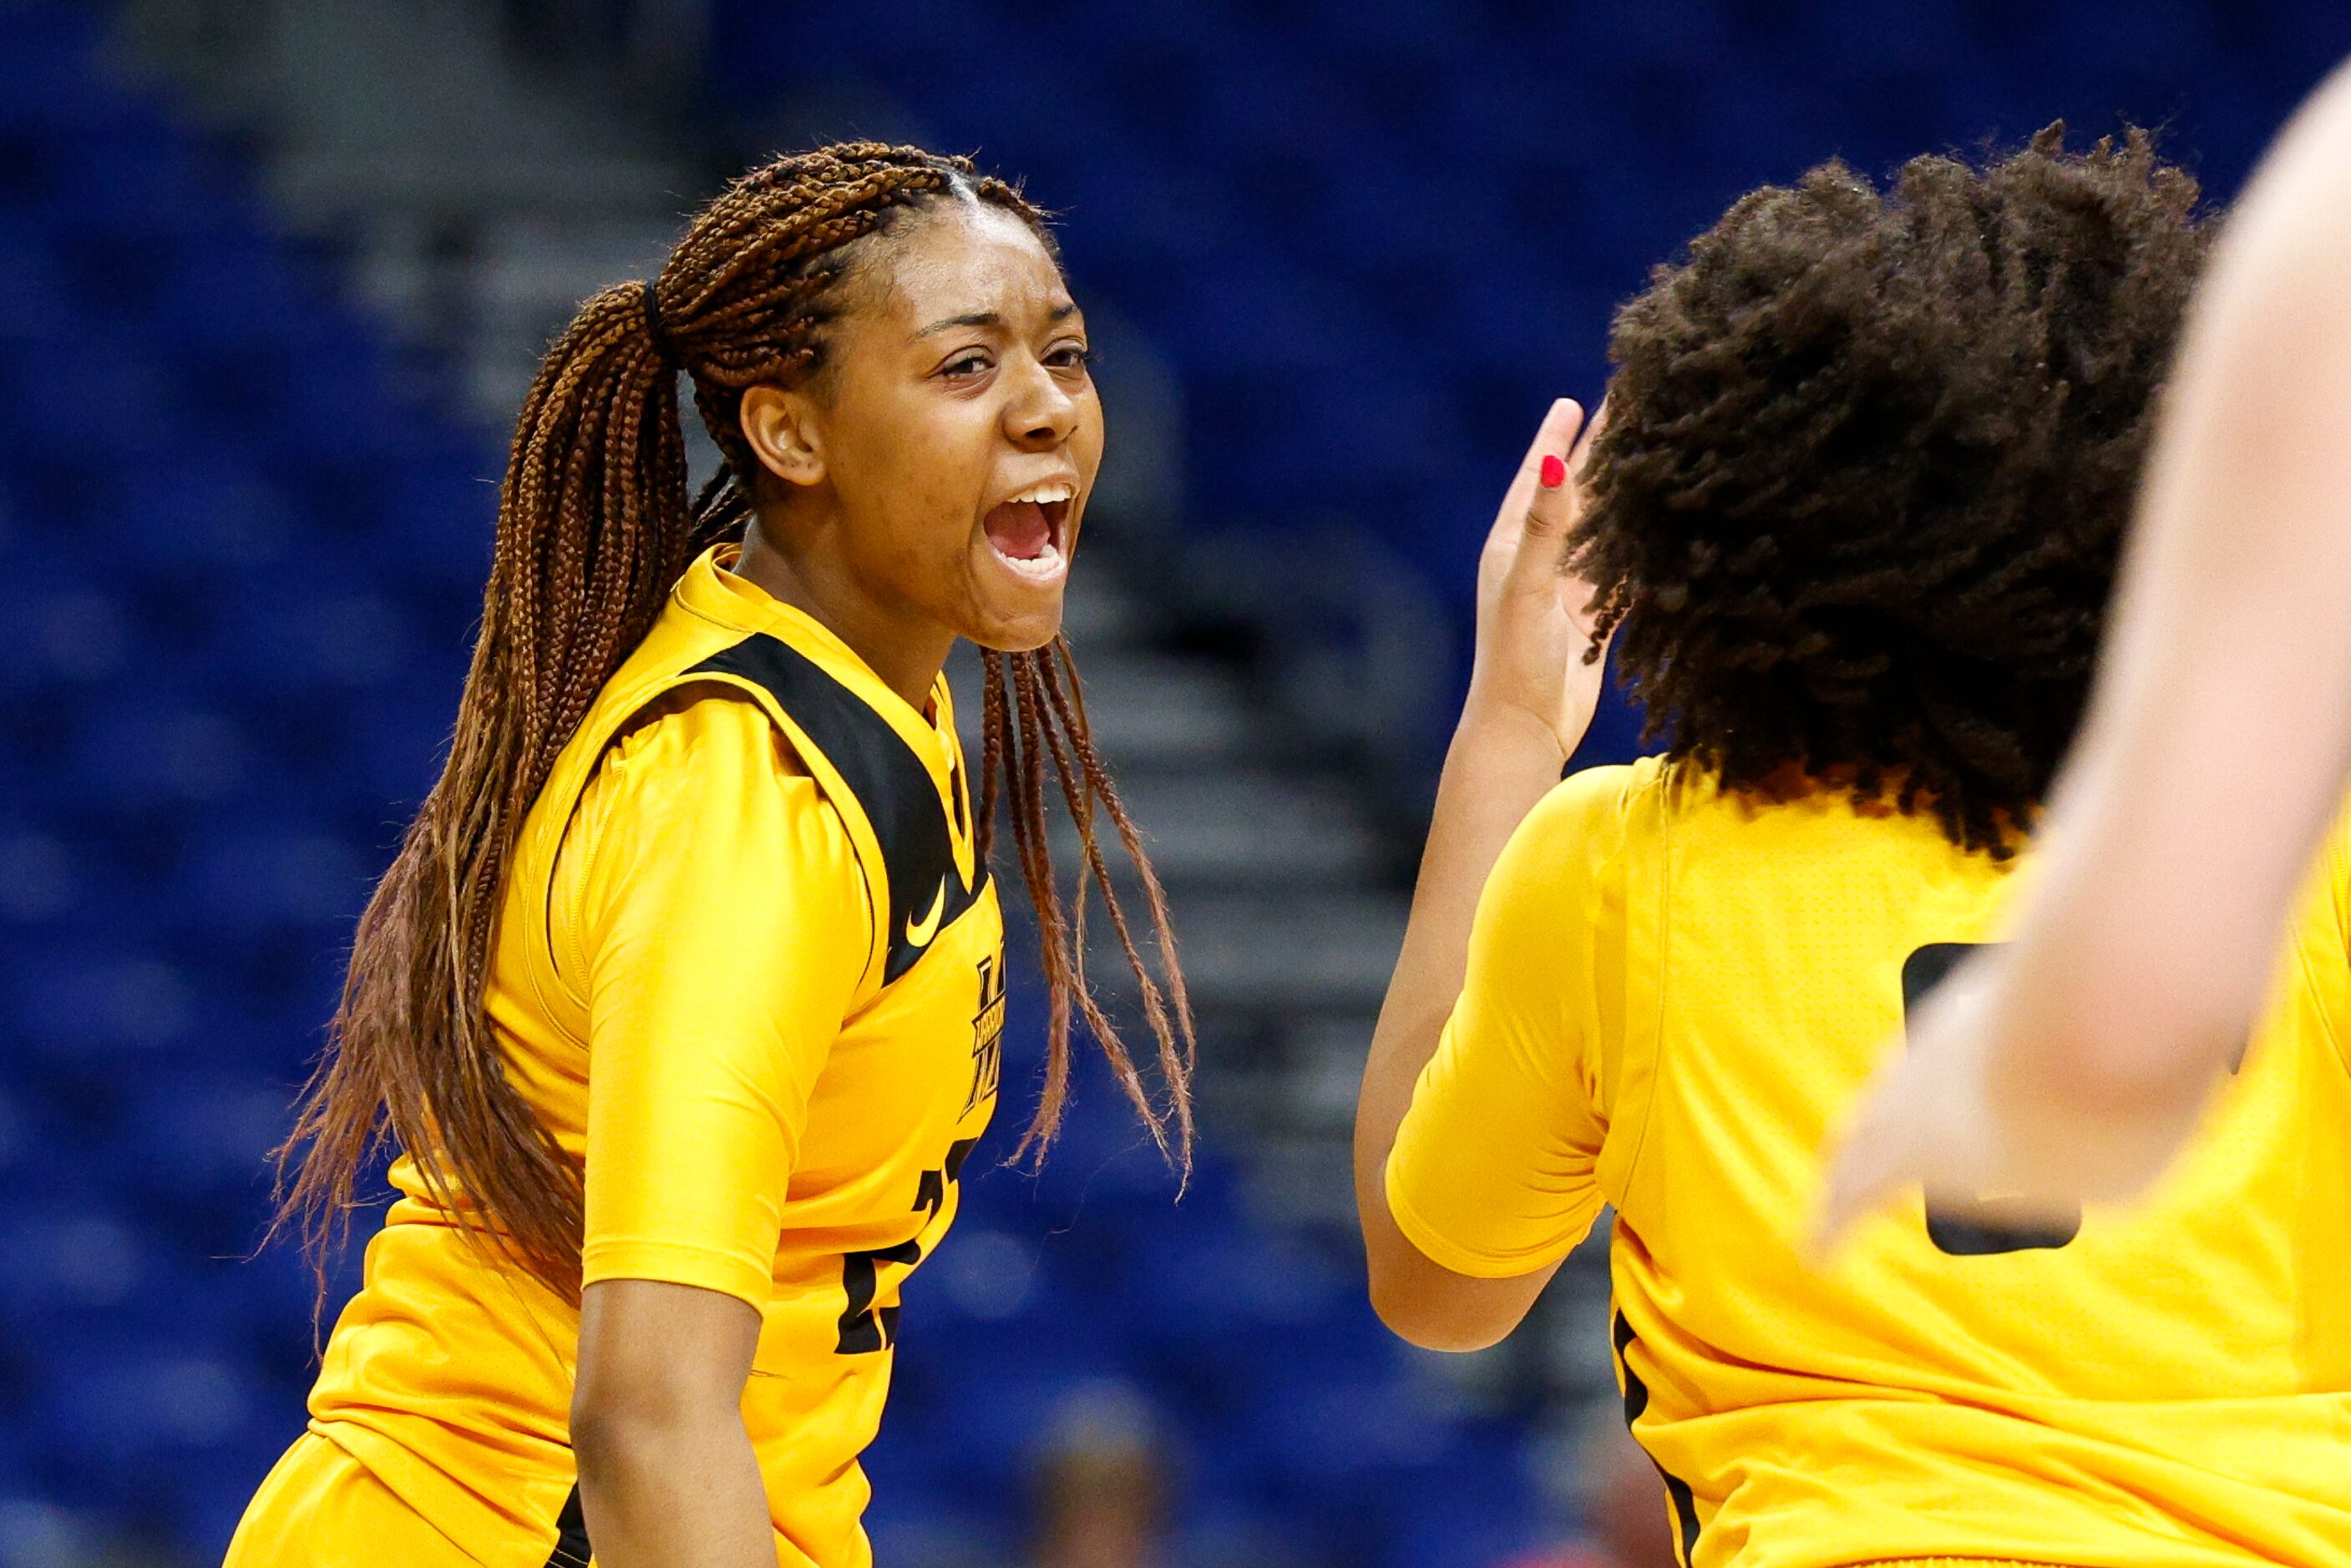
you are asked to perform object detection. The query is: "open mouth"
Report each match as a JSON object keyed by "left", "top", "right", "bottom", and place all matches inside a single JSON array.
[{"left": 982, "top": 481, "right": 1073, "bottom": 579}]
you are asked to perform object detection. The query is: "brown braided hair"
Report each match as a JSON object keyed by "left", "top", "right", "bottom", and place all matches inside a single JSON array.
[
  {"left": 272, "top": 143, "right": 1195, "bottom": 1308},
  {"left": 1568, "top": 125, "right": 2211, "bottom": 857}
]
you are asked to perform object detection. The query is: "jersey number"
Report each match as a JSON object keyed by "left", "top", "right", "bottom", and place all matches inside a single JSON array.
[
  {"left": 834, "top": 1136, "right": 980, "bottom": 1354},
  {"left": 1900, "top": 943, "right": 2082, "bottom": 1256}
]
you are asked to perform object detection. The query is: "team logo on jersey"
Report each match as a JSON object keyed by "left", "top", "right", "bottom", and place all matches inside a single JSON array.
[
  {"left": 905, "top": 878, "right": 947, "bottom": 948},
  {"left": 966, "top": 953, "right": 1006, "bottom": 1114}
]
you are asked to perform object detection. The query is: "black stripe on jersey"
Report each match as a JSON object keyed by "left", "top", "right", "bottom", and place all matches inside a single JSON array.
[
  {"left": 542, "top": 1482, "right": 590, "bottom": 1568},
  {"left": 1614, "top": 1308, "right": 1701, "bottom": 1565},
  {"left": 694, "top": 634, "right": 986, "bottom": 984}
]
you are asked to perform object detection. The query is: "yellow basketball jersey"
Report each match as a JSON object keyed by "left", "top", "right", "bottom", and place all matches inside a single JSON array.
[
  {"left": 292, "top": 547, "right": 1006, "bottom": 1568},
  {"left": 1387, "top": 756, "right": 2351, "bottom": 1568}
]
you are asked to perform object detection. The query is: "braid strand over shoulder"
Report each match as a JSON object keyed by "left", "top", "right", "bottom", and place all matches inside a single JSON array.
[{"left": 1569, "top": 124, "right": 2212, "bottom": 855}]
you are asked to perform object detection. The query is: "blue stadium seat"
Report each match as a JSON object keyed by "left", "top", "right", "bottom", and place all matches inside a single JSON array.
[{"left": 0, "top": 326, "right": 184, "bottom": 463}]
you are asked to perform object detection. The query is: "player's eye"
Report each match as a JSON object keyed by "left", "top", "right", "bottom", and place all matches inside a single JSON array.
[
  {"left": 1045, "top": 341, "right": 1094, "bottom": 372},
  {"left": 940, "top": 350, "right": 993, "bottom": 380}
]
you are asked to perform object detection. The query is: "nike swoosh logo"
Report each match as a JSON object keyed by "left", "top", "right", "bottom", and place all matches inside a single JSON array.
[{"left": 904, "top": 878, "right": 947, "bottom": 948}]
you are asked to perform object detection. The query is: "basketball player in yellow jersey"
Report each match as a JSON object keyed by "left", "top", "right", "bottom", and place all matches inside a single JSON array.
[
  {"left": 1360, "top": 132, "right": 2351, "bottom": 1567},
  {"left": 227, "top": 144, "right": 1193, "bottom": 1568}
]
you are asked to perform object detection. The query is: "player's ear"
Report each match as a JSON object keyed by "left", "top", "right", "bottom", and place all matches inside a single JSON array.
[{"left": 740, "top": 384, "right": 826, "bottom": 489}]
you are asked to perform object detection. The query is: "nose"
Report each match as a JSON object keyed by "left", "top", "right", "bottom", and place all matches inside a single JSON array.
[{"left": 1001, "top": 354, "right": 1079, "bottom": 451}]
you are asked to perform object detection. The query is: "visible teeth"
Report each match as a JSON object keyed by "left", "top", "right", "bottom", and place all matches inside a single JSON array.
[
  {"left": 994, "top": 539, "right": 1067, "bottom": 579},
  {"left": 1004, "top": 482, "right": 1073, "bottom": 507}
]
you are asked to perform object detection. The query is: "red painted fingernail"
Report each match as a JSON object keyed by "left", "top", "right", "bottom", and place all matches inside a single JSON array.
[{"left": 1539, "top": 453, "right": 1568, "bottom": 489}]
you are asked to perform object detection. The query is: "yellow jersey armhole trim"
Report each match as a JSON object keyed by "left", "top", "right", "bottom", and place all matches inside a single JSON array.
[
  {"left": 818, "top": 789, "right": 880, "bottom": 1006},
  {"left": 1597, "top": 756, "right": 1673, "bottom": 1206},
  {"left": 550, "top": 778, "right": 603, "bottom": 1012},
  {"left": 515, "top": 665, "right": 685, "bottom": 1041}
]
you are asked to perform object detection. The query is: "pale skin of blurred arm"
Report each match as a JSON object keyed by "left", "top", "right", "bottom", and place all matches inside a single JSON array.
[
  {"left": 1355, "top": 399, "right": 1609, "bottom": 1352},
  {"left": 1822, "top": 60, "right": 2351, "bottom": 1237},
  {"left": 573, "top": 1278, "right": 772, "bottom": 1568}
]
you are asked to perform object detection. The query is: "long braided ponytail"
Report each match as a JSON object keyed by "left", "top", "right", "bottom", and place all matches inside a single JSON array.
[{"left": 275, "top": 144, "right": 1193, "bottom": 1307}]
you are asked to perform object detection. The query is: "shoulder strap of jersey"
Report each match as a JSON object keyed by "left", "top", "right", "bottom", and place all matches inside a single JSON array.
[
  {"left": 1597, "top": 757, "right": 1672, "bottom": 1205},
  {"left": 692, "top": 633, "right": 986, "bottom": 986}
]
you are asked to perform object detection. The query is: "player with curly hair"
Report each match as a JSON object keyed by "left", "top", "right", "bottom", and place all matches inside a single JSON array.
[
  {"left": 1357, "top": 128, "right": 2351, "bottom": 1565},
  {"left": 1825, "top": 60, "right": 2351, "bottom": 1241}
]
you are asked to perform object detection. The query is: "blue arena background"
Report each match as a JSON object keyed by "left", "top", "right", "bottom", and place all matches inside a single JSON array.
[{"left": 2, "top": 2, "right": 2347, "bottom": 1564}]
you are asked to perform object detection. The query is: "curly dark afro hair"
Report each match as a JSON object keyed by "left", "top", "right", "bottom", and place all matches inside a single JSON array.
[{"left": 1570, "top": 124, "right": 2211, "bottom": 856}]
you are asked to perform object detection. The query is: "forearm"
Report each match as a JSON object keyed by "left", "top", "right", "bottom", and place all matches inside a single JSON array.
[
  {"left": 574, "top": 1405, "right": 773, "bottom": 1568},
  {"left": 572, "top": 1278, "right": 770, "bottom": 1568},
  {"left": 1355, "top": 704, "right": 1566, "bottom": 1219}
]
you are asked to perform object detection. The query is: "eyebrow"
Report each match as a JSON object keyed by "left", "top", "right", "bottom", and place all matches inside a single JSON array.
[{"left": 912, "top": 301, "right": 1080, "bottom": 340}]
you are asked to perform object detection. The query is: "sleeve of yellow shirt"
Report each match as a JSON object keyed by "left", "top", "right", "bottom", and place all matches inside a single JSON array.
[
  {"left": 570, "top": 690, "right": 871, "bottom": 1311},
  {"left": 1384, "top": 765, "right": 1634, "bottom": 1280}
]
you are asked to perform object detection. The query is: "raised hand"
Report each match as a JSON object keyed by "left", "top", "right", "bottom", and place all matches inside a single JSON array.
[{"left": 1465, "top": 397, "right": 1610, "bottom": 762}]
